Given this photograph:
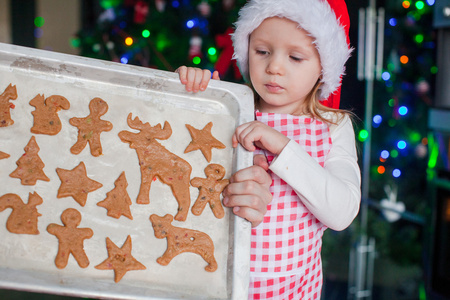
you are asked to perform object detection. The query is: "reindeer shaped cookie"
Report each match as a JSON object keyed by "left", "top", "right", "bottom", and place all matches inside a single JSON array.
[
  {"left": 0, "top": 192, "right": 43, "bottom": 234},
  {"left": 150, "top": 214, "right": 217, "bottom": 272},
  {"left": 0, "top": 83, "right": 18, "bottom": 127},
  {"left": 30, "top": 94, "right": 70, "bottom": 135},
  {"left": 119, "top": 114, "right": 192, "bottom": 221}
]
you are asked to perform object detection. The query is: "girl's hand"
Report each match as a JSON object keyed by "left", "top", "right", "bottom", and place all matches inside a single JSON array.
[
  {"left": 175, "top": 66, "right": 220, "bottom": 93},
  {"left": 222, "top": 154, "right": 272, "bottom": 228},
  {"left": 233, "top": 121, "right": 290, "bottom": 156}
]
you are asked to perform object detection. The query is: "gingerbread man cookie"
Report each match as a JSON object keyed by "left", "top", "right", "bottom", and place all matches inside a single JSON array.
[
  {"left": 10, "top": 136, "right": 50, "bottom": 185},
  {"left": 184, "top": 122, "right": 226, "bottom": 162},
  {"left": 150, "top": 214, "right": 217, "bottom": 272},
  {"left": 47, "top": 208, "right": 93, "bottom": 269},
  {"left": 191, "top": 164, "right": 229, "bottom": 219},
  {"left": 69, "top": 97, "right": 113, "bottom": 157},
  {"left": 30, "top": 94, "right": 70, "bottom": 135},
  {"left": 97, "top": 172, "right": 133, "bottom": 220},
  {"left": 95, "top": 235, "right": 146, "bottom": 283},
  {"left": 56, "top": 161, "right": 103, "bottom": 207},
  {"left": 0, "top": 192, "right": 43, "bottom": 234},
  {"left": 0, "top": 83, "right": 18, "bottom": 127}
]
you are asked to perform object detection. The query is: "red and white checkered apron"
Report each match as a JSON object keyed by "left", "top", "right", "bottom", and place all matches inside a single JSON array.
[{"left": 249, "top": 111, "right": 332, "bottom": 300}]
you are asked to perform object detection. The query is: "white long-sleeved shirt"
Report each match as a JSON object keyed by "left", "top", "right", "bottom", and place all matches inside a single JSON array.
[{"left": 269, "top": 113, "right": 361, "bottom": 231}]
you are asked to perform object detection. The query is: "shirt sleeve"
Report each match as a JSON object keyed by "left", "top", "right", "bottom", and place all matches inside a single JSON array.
[{"left": 269, "top": 114, "right": 361, "bottom": 231}]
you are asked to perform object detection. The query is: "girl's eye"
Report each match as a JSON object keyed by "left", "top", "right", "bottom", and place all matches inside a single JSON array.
[
  {"left": 256, "top": 50, "right": 269, "bottom": 55},
  {"left": 290, "top": 56, "right": 303, "bottom": 62}
]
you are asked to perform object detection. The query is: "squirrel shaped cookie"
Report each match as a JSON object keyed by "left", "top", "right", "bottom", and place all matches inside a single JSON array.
[
  {"left": 0, "top": 192, "right": 43, "bottom": 234},
  {"left": 30, "top": 94, "right": 70, "bottom": 135}
]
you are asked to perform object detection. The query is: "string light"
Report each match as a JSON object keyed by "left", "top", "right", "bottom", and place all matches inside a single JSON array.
[
  {"left": 142, "top": 30, "right": 150, "bottom": 38},
  {"left": 400, "top": 55, "right": 409, "bottom": 64},
  {"left": 186, "top": 20, "right": 195, "bottom": 29},
  {"left": 393, "top": 169, "right": 402, "bottom": 178},
  {"left": 34, "top": 16, "right": 45, "bottom": 27},
  {"left": 377, "top": 166, "right": 386, "bottom": 174},
  {"left": 208, "top": 47, "right": 217, "bottom": 56},
  {"left": 397, "top": 140, "right": 407, "bottom": 149},
  {"left": 381, "top": 150, "right": 390, "bottom": 159},
  {"left": 125, "top": 37, "right": 133, "bottom": 46},
  {"left": 193, "top": 57, "right": 201, "bottom": 65},
  {"left": 402, "top": 0, "right": 411, "bottom": 9},
  {"left": 398, "top": 106, "right": 408, "bottom": 116},
  {"left": 358, "top": 130, "right": 369, "bottom": 142},
  {"left": 416, "top": 1, "right": 425, "bottom": 10}
]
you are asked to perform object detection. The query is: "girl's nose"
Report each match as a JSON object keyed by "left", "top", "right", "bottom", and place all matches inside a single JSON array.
[{"left": 266, "top": 55, "right": 284, "bottom": 75}]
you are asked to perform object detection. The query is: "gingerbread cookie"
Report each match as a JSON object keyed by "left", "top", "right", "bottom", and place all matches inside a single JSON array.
[
  {"left": 191, "top": 164, "right": 229, "bottom": 219},
  {"left": 184, "top": 122, "right": 226, "bottom": 162},
  {"left": 56, "top": 161, "right": 103, "bottom": 206},
  {"left": 0, "top": 83, "right": 18, "bottom": 127},
  {"left": 69, "top": 97, "right": 113, "bottom": 157},
  {"left": 119, "top": 114, "right": 192, "bottom": 221},
  {"left": 97, "top": 172, "right": 133, "bottom": 220},
  {"left": 95, "top": 235, "right": 146, "bottom": 283},
  {"left": 10, "top": 136, "right": 50, "bottom": 185},
  {"left": 0, "top": 192, "right": 43, "bottom": 234},
  {"left": 30, "top": 94, "right": 70, "bottom": 135},
  {"left": 150, "top": 214, "right": 217, "bottom": 272},
  {"left": 0, "top": 151, "right": 10, "bottom": 160},
  {"left": 47, "top": 208, "right": 93, "bottom": 269}
]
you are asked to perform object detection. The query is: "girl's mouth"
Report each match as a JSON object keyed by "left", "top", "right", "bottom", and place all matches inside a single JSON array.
[{"left": 264, "top": 83, "right": 284, "bottom": 93}]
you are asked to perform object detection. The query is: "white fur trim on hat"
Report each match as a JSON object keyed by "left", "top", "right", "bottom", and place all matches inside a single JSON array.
[{"left": 231, "top": 0, "right": 352, "bottom": 100}]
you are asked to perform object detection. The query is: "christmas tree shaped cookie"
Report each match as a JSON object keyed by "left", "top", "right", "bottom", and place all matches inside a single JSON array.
[
  {"left": 97, "top": 172, "right": 133, "bottom": 219},
  {"left": 95, "top": 235, "right": 146, "bottom": 283},
  {"left": 30, "top": 94, "right": 70, "bottom": 135},
  {"left": 10, "top": 136, "right": 50, "bottom": 185},
  {"left": 56, "top": 161, "right": 103, "bottom": 206},
  {"left": 0, "top": 192, "right": 43, "bottom": 234}
]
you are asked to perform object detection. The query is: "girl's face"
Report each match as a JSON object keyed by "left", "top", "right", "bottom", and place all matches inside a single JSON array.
[{"left": 248, "top": 17, "right": 322, "bottom": 115}]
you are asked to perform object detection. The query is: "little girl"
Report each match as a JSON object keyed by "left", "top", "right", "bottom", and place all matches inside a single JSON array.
[{"left": 177, "top": 0, "right": 361, "bottom": 299}]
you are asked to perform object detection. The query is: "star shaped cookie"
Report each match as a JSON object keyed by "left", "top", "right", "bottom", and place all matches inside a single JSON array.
[
  {"left": 0, "top": 151, "right": 10, "bottom": 160},
  {"left": 56, "top": 162, "right": 103, "bottom": 206},
  {"left": 184, "top": 122, "right": 225, "bottom": 162},
  {"left": 95, "top": 235, "right": 146, "bottom": 283}
]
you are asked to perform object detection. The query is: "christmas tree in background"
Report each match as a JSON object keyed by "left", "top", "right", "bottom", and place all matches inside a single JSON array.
[{"left": 74, "top": 0, "right": 245, "bottom": 82}]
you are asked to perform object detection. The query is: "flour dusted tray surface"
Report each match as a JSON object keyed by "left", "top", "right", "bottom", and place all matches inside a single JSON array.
[{"left": 0, "top": 43, "right": 254, "bottom": 300}]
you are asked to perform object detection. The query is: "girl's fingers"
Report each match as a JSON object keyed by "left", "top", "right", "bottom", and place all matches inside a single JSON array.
[
  {"left": 212, "top": 70, "right": 221, "bottom": 80},
  {"left": 175, "top": 66, "right": 188, "bottom": 84},
  {"left": 253, "top": 154, "right": 269, "bottom": 171},
  {"left": 197, "top": 69, "right": 212, "bottom": 91}
]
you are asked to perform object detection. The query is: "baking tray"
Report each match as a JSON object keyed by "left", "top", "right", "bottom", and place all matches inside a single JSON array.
[{"left": 0, "top": 42, "right": 254, "bottom": 299}]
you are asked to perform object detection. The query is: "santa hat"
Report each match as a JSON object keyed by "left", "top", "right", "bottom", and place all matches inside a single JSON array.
[{"left": 231, "top": 0, "right": 352, "bottom": 109}]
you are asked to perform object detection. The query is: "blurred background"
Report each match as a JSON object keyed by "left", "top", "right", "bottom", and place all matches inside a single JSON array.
[{"left": 0, "top": 0, "right": 449, "bottom": 299}]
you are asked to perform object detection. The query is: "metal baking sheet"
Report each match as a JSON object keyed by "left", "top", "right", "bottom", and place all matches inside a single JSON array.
[{"left": 0, "top": 42, "right": 254, "bottom": 299}]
